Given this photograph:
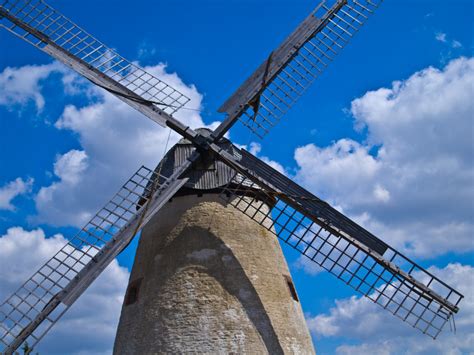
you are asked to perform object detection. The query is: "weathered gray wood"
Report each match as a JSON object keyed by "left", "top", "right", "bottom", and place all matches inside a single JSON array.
[
  {"left": 0, "top": 7, "right": 199, "bottom": 144},
  {"left": 217, "top": 3, "right": 327, "bottom": 116},
  {"left": 213, "top": 0, "right": 346, "bottom": 139}
]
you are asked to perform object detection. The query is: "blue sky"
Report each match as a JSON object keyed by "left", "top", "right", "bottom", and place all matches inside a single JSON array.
[{"left": 0, "top": 0, "right": 473, "bottom": 354}]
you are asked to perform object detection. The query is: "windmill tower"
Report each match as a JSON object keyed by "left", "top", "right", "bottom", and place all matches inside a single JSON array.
[
  {"left": 0, "top": 0, "right": 464, "bottom": 354},
  {"left": 114, "top": 129, "right": 314, "bottom": 353}
]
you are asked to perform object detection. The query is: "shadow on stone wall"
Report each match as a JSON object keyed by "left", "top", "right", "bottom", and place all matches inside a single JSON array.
[{"left": 154, "top": 225, "right": 284, "bottom": 354}]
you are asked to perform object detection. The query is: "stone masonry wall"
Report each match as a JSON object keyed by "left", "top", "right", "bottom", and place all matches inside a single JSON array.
[{"left": 114, "top": 194, "right": 315, "bottom": 354}]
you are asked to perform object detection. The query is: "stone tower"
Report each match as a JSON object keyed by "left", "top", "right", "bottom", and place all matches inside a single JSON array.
[{"left": 113, "top": 129, "right": 315, "bottom": 354}]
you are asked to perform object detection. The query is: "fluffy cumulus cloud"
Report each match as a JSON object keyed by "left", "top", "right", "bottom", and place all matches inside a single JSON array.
[
  {"left": 0, "top": 227, "right": 129, "bottom": 354},
  {"left": 308, "top": 263, "right": 474, "bottom": 354},
  {"left": 0, "top": 62, "right": 65, "bottom": 112},
  {"left": 294, "top": 57, "right": 474, "bottom": 258},
  {"left": 34, "top": 150, "right": 90, "bottom": 226},
  {"left": 0, "top": 227, "right": 66, "bottom": 293},
  {"left": 3, "top": 61, "right": 218, "bottom": 227},
  {"left": 0, "top": 177, "right": 34, "bottom": 211}
]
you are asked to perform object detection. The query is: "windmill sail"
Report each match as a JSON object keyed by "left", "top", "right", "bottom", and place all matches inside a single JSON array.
[
  {"left": 214, "top": 0, "right": 384, "bottom": 139},
  {"left": 0, "top": 165, "right": 190, "bottom": 354},
  {"left": 0, "top": 0, "right": 190, "bottom": 128},
  {"left": 215, "top": 147, "right": 463, "bottom": 339},
  {"left": 0, "top": 0, "right": 465, "bottom": 351}
]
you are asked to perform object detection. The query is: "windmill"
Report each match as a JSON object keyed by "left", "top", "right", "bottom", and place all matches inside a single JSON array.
[{"left": 0, "top": 0, "right": 464, "bottom": 353}]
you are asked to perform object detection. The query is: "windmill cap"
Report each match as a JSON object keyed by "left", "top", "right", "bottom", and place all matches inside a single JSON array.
[{"left": 155, "top": 127, "right": 239, "bottom": 192}]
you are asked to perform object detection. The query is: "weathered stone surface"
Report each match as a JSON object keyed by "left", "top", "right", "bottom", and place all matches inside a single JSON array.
[{"left": 114, "top": 194, "right": 315, "bottom": 354}]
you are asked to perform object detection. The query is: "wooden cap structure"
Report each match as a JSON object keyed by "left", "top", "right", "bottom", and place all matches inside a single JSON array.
[{"left": 154, "top": 128, "right": 243, "bottom": 192}]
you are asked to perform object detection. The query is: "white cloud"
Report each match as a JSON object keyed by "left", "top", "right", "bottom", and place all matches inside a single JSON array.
[
  {"left": 373, "top": 184, "right": 390, "bottom": 203},
  {"left": 0, "top": 177, "right": 34, "bottom": 211},
  {"left": 308, "top": 263, "right": 474, "bottom": 355},
  {"left": 34, "top": 150, "right": 91, "bottom": 226},
  {"left": 295, "top": 139, "right": 380, "bottom": 205},
  {"left": 295, "top": 57, "right": 474, "bottom": 258},
  {"left": 0, "top": 227, "right": 129, "bottom": 355},
  {"left": 28, "top": 62, "right": 218, "bottom": 227},
  {"left": 53, "top": 150, "right": 89, "bottom": 185},
  {"left": 0, "top": 62, "right": 64, "bottom": 111},
  {"left": 0, "top": 227, "right": 66, "bottom": 290}
]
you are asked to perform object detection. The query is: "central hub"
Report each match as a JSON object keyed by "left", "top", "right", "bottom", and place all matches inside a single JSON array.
[
  {"left": 153, "top": 128, "right": 239, "bottom": 195},
  {"left": 192, "top": 128, "right": 215, "bottom": 152}
]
